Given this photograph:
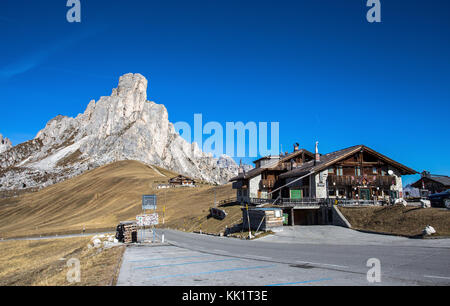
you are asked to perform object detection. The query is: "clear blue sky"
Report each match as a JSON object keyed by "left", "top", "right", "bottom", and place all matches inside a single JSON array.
[{"left": 0, "top": 0, "right": 449, "bottom": 185}]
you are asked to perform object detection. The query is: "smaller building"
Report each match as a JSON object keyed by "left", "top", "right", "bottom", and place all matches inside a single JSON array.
[
  {"left": 169, "top": 175, "right": 196, "bottom": 187},
  {"left": 411, "top": 171, "right": 450, "bottom": 195},
  {"left": 242, "top": 207, "right": 283, "bottom": 231}
]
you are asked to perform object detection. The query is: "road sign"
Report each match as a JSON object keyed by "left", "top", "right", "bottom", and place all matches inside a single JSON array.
[
  {"left": 142, "top": 195, "right": 157, "bottom": 210},
  {"left": 136, "top": 213, "right": 159, "bottom": 226}
]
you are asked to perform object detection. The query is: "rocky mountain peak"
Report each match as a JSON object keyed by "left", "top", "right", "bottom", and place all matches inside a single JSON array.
[
  {"left": 0, "top": 73, "right": 248, "bottom": 192},
  {"left": 0, "top": 134, "right": 12, "bottom": 154}
]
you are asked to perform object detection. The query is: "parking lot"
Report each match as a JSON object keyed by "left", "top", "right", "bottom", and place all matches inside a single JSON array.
[{"left": 116, "top": 243, "right": 425, "bottom": 286}]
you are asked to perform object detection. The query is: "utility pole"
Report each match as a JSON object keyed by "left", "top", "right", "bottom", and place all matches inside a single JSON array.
[{"left": 246, "top": 204, "right": 252, "bottom": 239}]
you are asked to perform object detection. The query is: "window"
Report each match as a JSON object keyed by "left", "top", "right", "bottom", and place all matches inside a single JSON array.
[
  {"left": 381, "top": 169, "right": 386, "bottom": 176},
  {"left": 355, "top": 166, "right": 361, "bottom": 176},
  {"left": 337, "top": 167, "right": 343, "bottom": 176},
  {"left": 328, "top": 167, "right": 334, "bottom": 174},
  {"left": 274, "top": 210, "right": 282, "bottom": 218},
  {"left": 238, "top": 190, "right": 242, "bottom": 197},
  {"left": 338, "top": 189, "right": 345, "bottom": 196},
  {"left": 328, "top": 188, "right": 336, "bottom": 196},
  {"left": 373, "top": 167, "right": 377, "bottom": 174}
]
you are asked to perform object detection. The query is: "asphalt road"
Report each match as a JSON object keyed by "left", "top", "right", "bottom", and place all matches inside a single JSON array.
[{"left": 117, "top": 227, "right": 450, "bottom": 286}]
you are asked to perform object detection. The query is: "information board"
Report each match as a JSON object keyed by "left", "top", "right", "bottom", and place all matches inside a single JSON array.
[
  {"left": 136, "top": 213, "right": 159, "bottom": 226},
  {"left": 142, "top": 195, "right": 157, "bottom": 210}
]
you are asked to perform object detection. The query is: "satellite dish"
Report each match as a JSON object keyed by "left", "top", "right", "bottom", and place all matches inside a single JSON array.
[{"left": 388, "top": 170, "right": 394, "bottom": 176}]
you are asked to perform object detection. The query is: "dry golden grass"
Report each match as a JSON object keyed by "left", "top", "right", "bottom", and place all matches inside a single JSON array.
[
  {"left": 0, "top": 237, "right": 125, "bottom": 286},
  {"left": 339, "top": 206, "right": 450, "bottom": 237},
  {"left": 164, "top": 204, "right": 243, "bottom": 234},
  {"left": 0, "top": 160, "right": 236, "bottom": 239}
]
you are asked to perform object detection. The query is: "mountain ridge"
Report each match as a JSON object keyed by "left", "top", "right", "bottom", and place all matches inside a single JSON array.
[{"left": 0, "top": 73, "right": 251, "bottom": 192}]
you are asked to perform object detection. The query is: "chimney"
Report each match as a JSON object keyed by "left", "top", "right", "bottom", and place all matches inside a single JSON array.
[
  {"left": 293, "top": 143, "right": 300, "bottom": 152},
  {"left": 421, "top": 171, "right": 430, "bottom": 178},
  {"left": 315, "top": 141, "right": 320, "bottom": 163},
  {"left": 238, "top": 159, "right": 244, "bottom": 175}
]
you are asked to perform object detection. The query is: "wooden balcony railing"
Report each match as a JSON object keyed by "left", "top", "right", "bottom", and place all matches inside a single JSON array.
[{"left": 327, "top": 175, "right": 395, "bottom": 187}]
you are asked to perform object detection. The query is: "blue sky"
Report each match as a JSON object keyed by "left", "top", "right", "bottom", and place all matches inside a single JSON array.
[{"left": 0, "top": 0, "right": 449, "bottom": 185}]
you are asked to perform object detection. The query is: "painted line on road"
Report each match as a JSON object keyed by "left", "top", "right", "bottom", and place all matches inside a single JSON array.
[
  {"left": 129, "top": 254, "right": 210, "bottom": 263},
  {"left": 267, "top": 278, "right": 332, "bottom": 286},
  {"left": 135, "top": 258, "right": 240, "bottom": 270},
  {"left": 424, "top": 275, "right": 450, "bottom": 280},
  {"left": 295, "top": 260, "right": 348, "bottom": 269},
  {"left": 245, "top": 255, "right": 272, "bottom": 261},
  {"left": 147, "top": 264, "right": 276, "bottom": 280}
]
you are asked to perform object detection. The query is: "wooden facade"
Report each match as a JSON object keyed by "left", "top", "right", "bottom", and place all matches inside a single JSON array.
[
  {"left": 411, "top": 172, "right": 450, "bottom": 194},
  {"left": 231, "top": 144, "right": 417, "bottom": 204},
  {"left": 231, "top": 148, "right": 315, "bottom": 204},
  {"left": 169, "top": 175, "right": 196, "bottom": 187}
]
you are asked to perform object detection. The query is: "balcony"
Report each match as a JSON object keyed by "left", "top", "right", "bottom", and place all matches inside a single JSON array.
[{"left": 328, "top": 175, "right": 395, "bottom": 188}]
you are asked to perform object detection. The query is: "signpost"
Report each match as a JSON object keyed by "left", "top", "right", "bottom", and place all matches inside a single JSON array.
[
  {"left": 140, "top": 195, "right": 158, "bottom": 242},
  {"left": 136, "top": 213, "right": 159, "bottom": 227},
  {"left": 142, "top": 195, "right": 157, "bottom": 210}
]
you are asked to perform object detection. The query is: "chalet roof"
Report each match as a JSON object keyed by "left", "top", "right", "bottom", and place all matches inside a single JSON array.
[
  {"left": 411, "top": 175, "right": 450, "bottom": 188},
  {"left": 230, "top": 159, "right": 280, "bottom": 181},
  {"left": 279, "top": 145, "right": 417, "bottom": 179},
  {"left": 169, "top": 174, "right": 195, "bottom": 181},
  {"left": 252, "top": 155, "right": 280, "bottom": 164},
  {"left": 230, "top": 148, "right": 315, "bottom": 182},
  {"left": 279, "top": 149, "right": 314, "bottom": 164}
]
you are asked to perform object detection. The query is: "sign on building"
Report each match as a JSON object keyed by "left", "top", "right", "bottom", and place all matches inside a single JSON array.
[
  {"left": 142, "top": 195, "right": 157, "bottom": 210},
  {"left": 136, "top": 213, "right": 159, "bottom": 226}
]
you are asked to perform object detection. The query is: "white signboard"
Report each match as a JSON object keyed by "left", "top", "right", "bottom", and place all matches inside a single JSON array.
[{"left": 136, "top": 213, "right": 159, "bottom": 226}]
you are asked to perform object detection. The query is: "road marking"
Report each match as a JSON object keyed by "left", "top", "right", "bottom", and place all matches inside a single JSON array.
[
  {"left": 147, "top": 264, "right": 276, "bottom": 280},
  {"left": 245, "top": 255, "right": 272, "bottom": 261},
  {"left": 267, "top": 278, "right": 332, "bottom": 286},
  {"left": 424, "top": 275, "right": 450, "bottom": 280},
  {"left": 129, "top": 254, "right": 210, "bottom": 263},
  {"left": 135, "top": 258, "right": 240, "bottom": 269},
  {"left": 295, "top": 260, "right": 348, "bottom": 269}
]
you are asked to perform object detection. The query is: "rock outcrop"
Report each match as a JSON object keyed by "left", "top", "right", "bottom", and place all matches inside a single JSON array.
[
  {"left": 0, "top": 73, "right": 250, "bottom": 191},
  {"left": 0, "top": 134, "right": 12, "bottom": 154}
]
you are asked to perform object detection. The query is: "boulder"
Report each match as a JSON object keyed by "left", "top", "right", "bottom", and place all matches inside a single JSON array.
[
  {"left": 420, "top": 199, "right": 431, "bottom": 208},
  {"left": 423, "top": 225, "right": 436, "bottom": 236},
  {"left": 394, "top": 198, "right": 407, "bottom": 207}
]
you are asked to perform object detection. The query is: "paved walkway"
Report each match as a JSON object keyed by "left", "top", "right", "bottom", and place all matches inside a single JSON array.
[{"left": 258, "top": 226, "right": 450, "bottom": 247}]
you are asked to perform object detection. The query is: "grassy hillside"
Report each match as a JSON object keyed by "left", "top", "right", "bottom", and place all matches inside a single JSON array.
[
  {"left": 339, "top": 206, "right": 450, "bottom": 237},
  {"left": 0, "top": 237, "right": 124, "bottom": 286},
  {"left": 0, "top": 160, "right": 238, "bottom": 239}
]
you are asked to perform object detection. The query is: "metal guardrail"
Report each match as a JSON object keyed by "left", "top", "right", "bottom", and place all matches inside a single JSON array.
[
  {"left": 244, "top": 197, "right": 387, "bottom": 208},
  {"left": 279, "top": 198, "right": 323, "bottom": 207}
]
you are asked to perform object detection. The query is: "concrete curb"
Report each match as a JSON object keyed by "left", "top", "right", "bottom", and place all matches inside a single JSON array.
[
  {"left": 353, "top": 228, "right": 450, "bottom": 240},
  {"left": 332, "top": 206, "right": 352, "bottom": 228}
]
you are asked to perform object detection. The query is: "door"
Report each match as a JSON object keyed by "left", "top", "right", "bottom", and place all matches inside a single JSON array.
[
  {"left": 360, "top": 188, "right": 370, "bottom": 200},
  {"left": 290, "top": 189, "right": 303, "bottom": 199}
]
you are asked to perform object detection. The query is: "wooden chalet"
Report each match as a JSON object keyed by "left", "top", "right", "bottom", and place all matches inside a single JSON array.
[
  {"left": 278, "top": 144, "right": 417, "bottom": 203},
  {"left": 230, "top": 143, "right": 417, "bottom": 205},
  {"left": 411, "top": 171, "right": 450, "bottom": 195},
  {"left": 230, "top": 144, "right": 315, "bottom": 204},
  {"left": 169, "top": 175, "right": 196, "bottom": 187}
]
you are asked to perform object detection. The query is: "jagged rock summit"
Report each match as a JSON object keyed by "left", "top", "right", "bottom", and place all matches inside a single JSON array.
[
  {"left": 0, "top": 134, "right": 12, "bottom": 154},
  {"left": 0, "top": 73, "right": 249, "bottom": 191}
]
